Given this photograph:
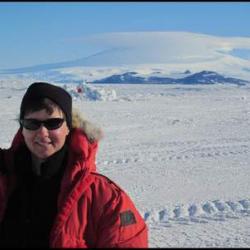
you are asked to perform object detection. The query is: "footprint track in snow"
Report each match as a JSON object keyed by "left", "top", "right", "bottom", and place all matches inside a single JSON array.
[
  {"left": 97, "top": 138, "right": 250, "bottom": 167},
  {"left": 97, "top": 144, "right": 249, "bottom": 166},
  {"left": 141, "top": 198, "right": 250, "bottom": 226}
]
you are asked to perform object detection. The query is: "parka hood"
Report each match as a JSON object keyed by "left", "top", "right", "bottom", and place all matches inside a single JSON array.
[{"left": 71, "top": 110, "right": 103, "bottom": 143}]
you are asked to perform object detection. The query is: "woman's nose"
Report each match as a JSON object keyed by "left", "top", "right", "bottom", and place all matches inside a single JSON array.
[{"left": 36, "top": 125, "right": 49, "bottom": 136}]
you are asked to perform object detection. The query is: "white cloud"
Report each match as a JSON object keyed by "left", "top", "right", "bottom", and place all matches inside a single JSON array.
[{"left": 80, "top": 31, "right": 250, "bottom": 64}]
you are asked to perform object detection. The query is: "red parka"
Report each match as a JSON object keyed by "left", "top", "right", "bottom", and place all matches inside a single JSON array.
[{"left": 0, "top": 127, "right": 148, "bottom": 248}]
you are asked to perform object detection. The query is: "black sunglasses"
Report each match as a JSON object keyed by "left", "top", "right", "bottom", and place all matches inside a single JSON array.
[{"left": 20, "top": 118, "right": 65, "bottom": 131}]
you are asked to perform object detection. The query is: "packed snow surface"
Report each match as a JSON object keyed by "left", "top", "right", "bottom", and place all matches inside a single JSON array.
[{"left": 0, "top": 79, "right": 250, "bottom": 247}]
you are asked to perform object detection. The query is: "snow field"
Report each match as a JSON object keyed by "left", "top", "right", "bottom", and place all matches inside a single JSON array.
[{"left": 0, "top": 81, "right": 250, "bottom": 247}]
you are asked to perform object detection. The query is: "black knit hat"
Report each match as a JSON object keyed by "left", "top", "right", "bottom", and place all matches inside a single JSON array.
[{"left": 20, "top": 82, "right": 72, "bottom": 129}]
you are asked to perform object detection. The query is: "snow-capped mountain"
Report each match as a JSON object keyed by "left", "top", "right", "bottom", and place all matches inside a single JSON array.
[
  {"left": 1, "top": 31, "right": 250, "bottom": 84},
  {"left": 176, "top": 71, "right": 249, "bottom": 85},
  {"left": 93, "top": 71, "right": 249, "bottom": 85}
]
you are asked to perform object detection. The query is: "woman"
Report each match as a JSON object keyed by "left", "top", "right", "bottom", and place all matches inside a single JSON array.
[{"left": 0, "top": 82, "right": 148, "bottom": 248}]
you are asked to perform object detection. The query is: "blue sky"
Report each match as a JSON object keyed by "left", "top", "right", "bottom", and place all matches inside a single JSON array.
[{"left": 1, "top": 2, "right": 250, "bottom": 69}]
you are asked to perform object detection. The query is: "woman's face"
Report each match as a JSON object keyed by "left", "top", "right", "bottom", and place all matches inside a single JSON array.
[{"left": 22, "top": 108, "right": 70, "bottom": 160}]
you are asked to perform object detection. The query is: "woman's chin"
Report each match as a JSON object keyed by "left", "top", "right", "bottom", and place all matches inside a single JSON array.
[{"left": 33, "top": 149, "right": 54, "bottom": 160}]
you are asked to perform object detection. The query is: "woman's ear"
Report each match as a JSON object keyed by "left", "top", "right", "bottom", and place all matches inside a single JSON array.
[{"left": 66, "top": 126, "right": 70, "bottom": 136}]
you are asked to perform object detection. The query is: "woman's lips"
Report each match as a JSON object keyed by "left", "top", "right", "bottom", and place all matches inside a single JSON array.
[{"left": 34, "top": 138, "right": 52, "bottom": 147}]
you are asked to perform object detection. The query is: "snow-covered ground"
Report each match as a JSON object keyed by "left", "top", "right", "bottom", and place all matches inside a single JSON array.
[{"left": 0, "top": 80, "right": 250, "bottom": 247}]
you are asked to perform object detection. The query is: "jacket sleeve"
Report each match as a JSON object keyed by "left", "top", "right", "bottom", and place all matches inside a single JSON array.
[
  {"left": 0, "top": 129, "right": 23, "bottom": 222},
  {"left": 0, "top": 146, "right": 6, "bottom": 178},
  {"left": 0, "top": 149, "right": 10, "bottom": 222},
  {"left": 0, "top": 149, "right": 4, "bottom": 173},
  {"left": 95, "top": 185, "right": 148, "bottom": 248}
]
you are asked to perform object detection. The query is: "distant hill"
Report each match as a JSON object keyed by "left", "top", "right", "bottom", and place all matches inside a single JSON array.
[{"left": 93, "top": 71, "right": 249, "bottom": 85}]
